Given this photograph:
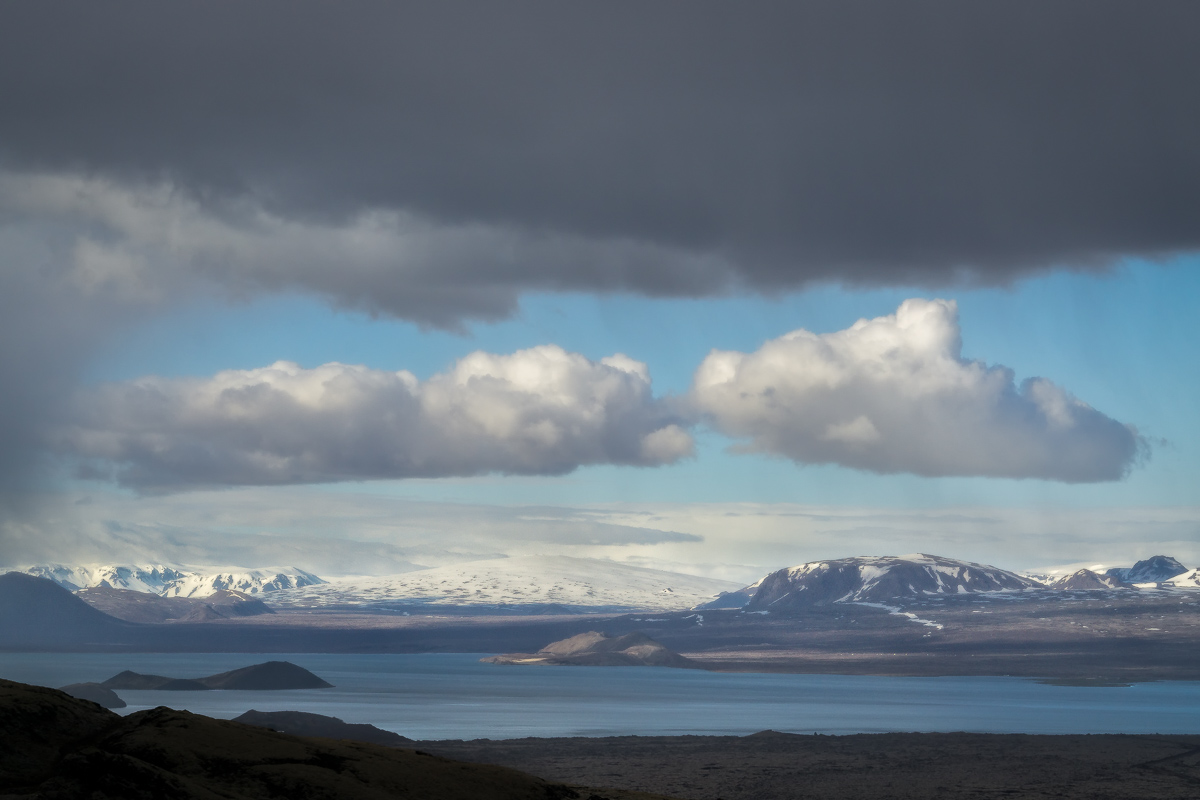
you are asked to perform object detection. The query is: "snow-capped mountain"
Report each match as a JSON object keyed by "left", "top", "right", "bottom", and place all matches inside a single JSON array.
[
  {"left": 1050, "top": 569, "right": 1130, "bottom": 591},
  {"left": 14, "top": 564, "right": 324, "bottom": 598},
  {"left": 742, "top": 554, "right": 1039, "bottom": 610},
  {"left": 1105, "top": 555, "right": 1189, "bottom": 585},
  {"left": 268, "top": 555, "right": 743, "bottom": 611},
  {"left": 22, "top": 564, "right": 188, "bottom": 594}
]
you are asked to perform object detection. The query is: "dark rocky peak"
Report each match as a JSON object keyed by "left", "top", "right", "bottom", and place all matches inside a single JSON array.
[{"left": 1106, "top": 556, "right": 1188, "bottom": 584}]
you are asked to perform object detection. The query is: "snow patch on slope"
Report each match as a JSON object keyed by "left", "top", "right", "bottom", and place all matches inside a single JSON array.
[
  {"left": 854, "top": 601, "right": 944, "bottom": 629},
  {"left": 1162, "top": 569, "right": 1200, "bottom": 589}
]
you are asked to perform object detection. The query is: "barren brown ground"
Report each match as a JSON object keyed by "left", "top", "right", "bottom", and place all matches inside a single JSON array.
[{"left": 422, "top": 731, "right": 1200, "bottom": 800}]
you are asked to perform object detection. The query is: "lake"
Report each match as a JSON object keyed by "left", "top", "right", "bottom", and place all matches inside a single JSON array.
[{"left": 3, "top": 652, "right": 1198, "bottom": 739}]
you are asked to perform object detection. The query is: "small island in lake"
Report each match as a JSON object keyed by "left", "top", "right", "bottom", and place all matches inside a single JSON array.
[
  {"left": 483, "top": 630, "right": 700, "bottom": 669},
  {"left": 100, "top": 660, "right": 333, "bottom": 691}
]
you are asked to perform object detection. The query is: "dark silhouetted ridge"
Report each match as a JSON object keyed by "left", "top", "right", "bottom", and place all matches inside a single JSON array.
[
  {"left": 0, "top": 678, "right": 647, "bottom": 798},
  {"left": 235, "top": 709, "right": 412, "bottom": 746},
  {"left": 57, "top": 682, "right": 127, "bottom": 709}
]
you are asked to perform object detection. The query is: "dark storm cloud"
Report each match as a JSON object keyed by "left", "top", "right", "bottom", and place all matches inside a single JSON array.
[
  {"left": 2, "top": 0, "right": 1198, "bottom": 303},
  {"left": 0, "top": 1, "right": 1187, "bottom": 509}
]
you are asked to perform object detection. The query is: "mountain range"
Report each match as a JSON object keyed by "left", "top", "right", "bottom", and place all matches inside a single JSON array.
[
  {"left": 5, "top": 553, "right": 1196, "bottom": 624},
  {"left": 703, "top": 553, "right": 1198, "bottom": 612},
  {"left": 18, "top": 563, "right": 324, "bottom": 597}
]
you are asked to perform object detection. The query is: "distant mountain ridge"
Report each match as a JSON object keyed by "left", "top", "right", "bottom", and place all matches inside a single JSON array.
[
  {"left": 14, "top": 564, "right": 324, "bottom": 598},
  {"left": 1051, "top": 569, "right": 1131, "bottom": 591},
  {"left": 744, "top": 554, "right": 1039, "bottom": 610},
  {"left": 76, "top": 586, "right": 275, "bottom": 622},
  {"left": 710, "top": 553, "right": 1200, "bottom": 610}
]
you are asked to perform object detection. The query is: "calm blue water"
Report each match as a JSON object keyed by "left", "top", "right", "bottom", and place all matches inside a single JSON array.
[{"left": 2, "top": 652, "right": 1198, "bottom": 739}]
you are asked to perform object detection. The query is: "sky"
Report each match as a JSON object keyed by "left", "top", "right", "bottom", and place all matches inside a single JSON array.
[{"left": 1, "top": 2, "right": 1198, "bottom": 582}]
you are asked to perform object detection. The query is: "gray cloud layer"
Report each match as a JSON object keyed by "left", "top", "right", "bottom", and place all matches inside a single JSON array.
[
  {"left": 57, "top": 348, "right": 693, "bottom": 490},
  {"left": 3, "top": 1, "right": 1199, "bottom": 303},
  {"left": 691, "top": 299, "right": 1145, "bottom": 481},
  {"left": 0, "top": 1, "right": 1186, "bottom": 502},
  {"left": 0, "top": 172, "right": 734, "bottom": 328}
]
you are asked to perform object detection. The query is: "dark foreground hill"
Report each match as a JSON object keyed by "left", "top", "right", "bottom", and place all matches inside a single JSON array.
[
  {"left": 234, "top": 709, "right": 412, "bottom": 746},
  {"left": 0, "top": 678, "right": 672, "bottom": 800}
]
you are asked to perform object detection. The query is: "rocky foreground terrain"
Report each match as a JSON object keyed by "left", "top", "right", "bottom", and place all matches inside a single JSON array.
[
  {"left": 424, "top": 730, "right": 1200, "bottom": 800},
  {"left": 5, "top": 677, "right": 1200, "bottom": 799},
  {"left": 0, "top": 678, "right": 669, "bottom": 800}
]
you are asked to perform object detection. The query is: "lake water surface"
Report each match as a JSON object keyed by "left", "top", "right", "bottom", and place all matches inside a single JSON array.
[{"left": 3, "top": 652, "right": 1198, "bottom": 739}]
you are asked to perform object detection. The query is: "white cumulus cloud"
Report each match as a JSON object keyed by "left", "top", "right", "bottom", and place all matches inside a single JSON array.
[
  {"left": 56, "top": 346, "right": 693, "bottom": 490},
  {"left": 690, "top": 298, "right": 1145, "bottom": 481}
]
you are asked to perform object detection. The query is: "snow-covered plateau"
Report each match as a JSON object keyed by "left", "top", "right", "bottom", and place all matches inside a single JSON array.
[{"left": 267, "top": 555, "right": 744, "bottom": 612}]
